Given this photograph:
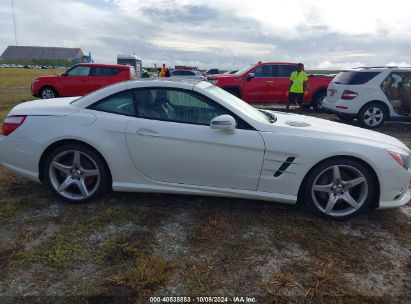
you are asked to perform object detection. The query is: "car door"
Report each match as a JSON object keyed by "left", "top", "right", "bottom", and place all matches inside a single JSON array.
[
  {"left": 88, "top": 67, "right": 118, "bottom": 93},
  {"left": 125, "top": 87, "right": 265, "bottom": 190},
  {"left": 60, "top": 65, "right": 92, "bottom": 96},
  {"left": 242, "top": 64, "right": 275, "bottom": 102},
  {"left": 381, "top": 71, "right": 411, "bottom": 116},
  {"left": 272, "top": 65, "right": 297, "bottom": 102}
]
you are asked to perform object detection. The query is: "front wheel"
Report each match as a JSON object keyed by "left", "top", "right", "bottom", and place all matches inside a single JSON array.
[
  {"left": 44, "top": 144, "right": 109, "bottom": 203},
  {"left": 40, "top": 87, "right": 57, "bottom": 99},
  {"left": 312, "top": 92, "right": 326, "bottom": 112},
  {"left": 358, "top": 103, "right": 387, "bottom": 128},
  {"left": 302, "top": 158, "right": 375, "bottom": 220}
]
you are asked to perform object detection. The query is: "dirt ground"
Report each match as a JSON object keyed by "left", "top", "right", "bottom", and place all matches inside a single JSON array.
[{"left": 0, "top": 108, "right": 410, "bottom": 303}]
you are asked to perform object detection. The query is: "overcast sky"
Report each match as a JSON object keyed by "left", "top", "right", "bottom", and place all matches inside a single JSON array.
[{"left": 1, "top": 0, "right": 410, "bottom": 69}]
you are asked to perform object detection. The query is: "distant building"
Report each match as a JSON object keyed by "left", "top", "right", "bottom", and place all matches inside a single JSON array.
[{"left": 0, "top": 45, "right": 85, "bottom": 62}]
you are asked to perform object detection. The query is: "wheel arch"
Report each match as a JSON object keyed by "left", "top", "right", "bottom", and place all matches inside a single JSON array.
[
  {"left": 297, "top": 155, "right": 380, "bottom": 209},
  {"left": 311, "top": 87, "right": 327, "bottom": 103},
  {"left": 38, "top": 139, "right": 113, "bottom": 188}
]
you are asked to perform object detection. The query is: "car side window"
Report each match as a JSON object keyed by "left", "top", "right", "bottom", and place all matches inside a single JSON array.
[
  {"left": 274, "top": 65, "right": 297, "bottom": 77},
  {"left": 89, "top": 90, "right": 135, "bottom": 116},
  {"left": 90, "top": 67, "right": 120, "bottom": 76},
  {"left": 134, "top": 88, "right": 230, "bottom": 125},
  {"left": 253, "top": 65, "right": 273, "bottom": 77},
  {"left": 67, "top": 66, "right": 91, "bottom": 76}
]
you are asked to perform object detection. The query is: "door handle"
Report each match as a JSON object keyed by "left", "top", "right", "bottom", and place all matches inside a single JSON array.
[
  {"left": 136, "top": 129, "right": 160, "bottom": 137},
  {"left": 266, "top": 80, "right": 274, "bottom": 84}
]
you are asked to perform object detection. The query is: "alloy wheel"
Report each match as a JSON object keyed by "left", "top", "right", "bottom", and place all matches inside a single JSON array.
[
  {"left": 311, "top": 165, "right": 369, "bottom": 217},
  {"left": 41, "top": 89, "right": 55, "bottom": 99},
  {"left": 49, "top": 150, "right": 101, "bottom": 200},
  {"left": 363, "top": 107, "right": 384, "bottom": 127}
]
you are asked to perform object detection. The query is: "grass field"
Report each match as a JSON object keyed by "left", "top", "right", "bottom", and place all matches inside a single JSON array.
[
  {"left": 0, "top": 68, "right": 410, "bottom": 303},
  {"left": 0, "top": 68, "right": 64, "bottom": 127}
]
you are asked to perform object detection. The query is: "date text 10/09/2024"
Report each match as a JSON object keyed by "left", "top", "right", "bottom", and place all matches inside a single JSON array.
[{"left": 149, "top": 296, "right": 257, "bottom": 303}]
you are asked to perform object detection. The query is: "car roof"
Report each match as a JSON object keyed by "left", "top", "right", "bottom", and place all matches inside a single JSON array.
[
  {"left": 76, "top": 63, "right": 130, "bottom": 69},
  {"left": 345, "top": 66, "right": 411, "bottom": 72},
  {"left": 258, "top": 62, "right": 298, "bottom": 65}
]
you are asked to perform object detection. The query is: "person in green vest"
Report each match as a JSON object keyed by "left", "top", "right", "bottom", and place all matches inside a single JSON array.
[{"left": 287, "top": 63, "right": 308, "bottom": 114}]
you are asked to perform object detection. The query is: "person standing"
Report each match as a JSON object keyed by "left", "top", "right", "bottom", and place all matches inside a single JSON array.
[
  {"left": 160, "top": 64, "right": 167, "bottom": 78},
  {"left": 287, "top": 63, "right": 308, "bottom": 114}
]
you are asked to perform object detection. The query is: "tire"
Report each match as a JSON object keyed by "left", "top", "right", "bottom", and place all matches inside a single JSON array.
[
  {"left": 224, "top": 87, "right": 242, "bottom": 99},
  {"left": 43, "top": 144, "right": 109, "bottom": 203},
  {"left": 302, "top": 158, "right": 375, "bottom": 220},
  {"left": 336, "top": 113, "right": 355, "bottom": 122},
  {"left": 40, "top": 87, "right": 57, "bottom": 99},
  {"left": 312, "top": 91, "right": 326, "bottom": 112},
  {"left": 358, "top": 102, "right": 387, "bottom": 129}
]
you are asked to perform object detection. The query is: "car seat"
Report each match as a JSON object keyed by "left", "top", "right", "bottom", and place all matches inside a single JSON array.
[
  {"left": 135, "top": 90, "right": 159, "bottom": 118},
  {"left": 153, "top": 90, "right": 177, "bottom": 120}
]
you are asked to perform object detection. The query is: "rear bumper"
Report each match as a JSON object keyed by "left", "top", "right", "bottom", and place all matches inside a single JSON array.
[
  {"left": 0, "top": 135, "right": 42, "bottom": 182},
  {"left": 322, "top": 98, "right": 359, "bottom": 114}
]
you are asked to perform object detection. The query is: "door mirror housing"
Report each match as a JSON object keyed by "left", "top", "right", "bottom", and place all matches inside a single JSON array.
[
  {"left": 62, "top": 71, "right": 68, "bottom": 76},
  {"left": 246, "top": 73, "right": 255, "bottom": 81},
  {"left": 210, "top": 115, "right": 237, "bottom": 130}
]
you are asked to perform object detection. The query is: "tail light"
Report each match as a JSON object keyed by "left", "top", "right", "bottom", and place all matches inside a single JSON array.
[
  {"left": 341, "top": 90, "right": 358, "bottom": 100},
  {"left": 2, "top": 115, "right": 27, "bottom": 136}
]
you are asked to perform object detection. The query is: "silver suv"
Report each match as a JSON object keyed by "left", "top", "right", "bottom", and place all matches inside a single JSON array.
[{"left": 322, "top": 67, "right": 411, "bottom": 128}]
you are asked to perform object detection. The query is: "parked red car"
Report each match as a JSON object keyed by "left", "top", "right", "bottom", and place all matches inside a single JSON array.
[
  {"left": 208, "top": 62, "right": 334, "bottom": 111},
  {"left": 32, "top": 63, "right": 136, "bottom": 99}
]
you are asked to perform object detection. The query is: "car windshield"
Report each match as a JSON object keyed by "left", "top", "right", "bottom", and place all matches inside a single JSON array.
[
  {"left": 234, "top": 64, "right": 254, "bottom": 75},
  {"left": 204, "top": 85, "right": 272, "bottom": 123}
]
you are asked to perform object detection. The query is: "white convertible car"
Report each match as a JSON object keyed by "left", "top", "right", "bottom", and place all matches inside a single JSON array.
[{"left": 0, "top": 80, "right": 410, "bottom": 219}]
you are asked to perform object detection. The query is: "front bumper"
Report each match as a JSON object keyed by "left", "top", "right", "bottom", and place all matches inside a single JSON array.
[{"left": 377, "top": 167, "right": 411, "bottom": 209}]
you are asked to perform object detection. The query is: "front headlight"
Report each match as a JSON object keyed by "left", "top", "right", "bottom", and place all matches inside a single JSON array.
[{"left": 387, "top": 149, "right": 409, "bottom": 169}]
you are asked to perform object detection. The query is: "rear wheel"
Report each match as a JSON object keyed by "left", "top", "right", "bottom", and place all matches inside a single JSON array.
[
  {"left": 302, "top": 158, "right": 375, "bottom": 220},
  {"left": 358, "top": 103, "right": 387, "bottom": 128},
  {"left": 40, "top": 87, "right": 57, "bottom": 99},
  {"left": 44, "top": 144, "right": 109, "bottom": 203},
  {"left": 312, "top": 91, "right": 326, "bottom": 112}
]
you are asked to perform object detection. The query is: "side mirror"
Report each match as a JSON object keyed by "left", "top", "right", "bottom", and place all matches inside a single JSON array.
[
  {"left": 62, "top": 71, "right": 68, "bottom": 76},
  {"left": 246, "top": 73, "right": 255, "bottom": 81},
  {"left": 210, "top": 115, "right": 237, "bottom": 130}
]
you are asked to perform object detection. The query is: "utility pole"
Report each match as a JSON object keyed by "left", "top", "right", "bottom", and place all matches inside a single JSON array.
[{"left": 11, "top": 0, "right": 18, "bottom": 45}]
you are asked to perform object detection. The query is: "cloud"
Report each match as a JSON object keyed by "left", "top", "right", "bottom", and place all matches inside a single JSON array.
[{"left": 1, "top": 0, "right": 410, "bottom": 69}]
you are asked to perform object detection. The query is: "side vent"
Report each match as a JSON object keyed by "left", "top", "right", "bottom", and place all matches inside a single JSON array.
[{"left": 274, "top": 157, "right": 295, "bottom": 177}]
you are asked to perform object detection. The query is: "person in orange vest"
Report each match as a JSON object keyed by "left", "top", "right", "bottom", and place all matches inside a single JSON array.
[{"left": 160, "top": 64, "right": 167, "bottom": 78}]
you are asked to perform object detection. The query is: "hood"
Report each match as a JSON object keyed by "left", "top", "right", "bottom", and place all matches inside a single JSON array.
[
  {"left": 8, "top": 97, "right": 81, "bottom": 116},
  {"left": 267, "top": 111, "right": 410, "bottom": 153},
  {"left": 33, "top": 75, "right": 62, "bottom": 81}
]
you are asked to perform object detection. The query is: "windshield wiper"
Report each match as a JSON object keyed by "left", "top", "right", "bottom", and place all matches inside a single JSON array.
[{"left": 260, "top": 109, "right": 277, "bottom": 123}]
